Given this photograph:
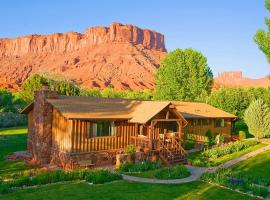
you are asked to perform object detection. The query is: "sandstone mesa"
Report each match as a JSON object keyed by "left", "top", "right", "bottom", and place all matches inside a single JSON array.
[{"left": 0, "top": 22, "right": 166, "bottom": 91}]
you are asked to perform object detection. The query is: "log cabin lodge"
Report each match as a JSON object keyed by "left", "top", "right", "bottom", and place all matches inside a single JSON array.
[{"left": 22, "top": 88, "right": 236, "bottom": 169}]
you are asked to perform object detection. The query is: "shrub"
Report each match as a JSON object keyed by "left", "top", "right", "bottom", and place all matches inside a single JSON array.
[
  {"left": 201, "top": 140, "right": 259, "bottom": 159},
  {"left": 0, "top": 169, "right": 122, "bottom": 194},
  {"left": 124, "top": 145, "right": 136, "bottom": 155},
  {"left": 119, "top": 161, "right": 162, "bottom": 173},
  {"left": 182, "top": 140, "right": 196, "bottom": 150},
  {"left": 251, "top": 185, "right": 269, "bottom": 198},
  {"left": 238, "top": 131, "right": 246, "bottom": 140},
  {"left": 215, "top": 133, "right": 224, "bottom": 146},
  {"left": 154, "top": 165, "right": 190, "bottom": 179},
  {"left": 85, "top": 169, "right": 122, "bottom": 184},
  {"left": 0, "top": 112, "right": 27, "bottom": 128},
  {"left": 244, "top": 99, "right": 270, "bottom": 138},
  {"left": 205, "top": 130, "right": 215, "bottom": 147},
  {"left": 201, "top": 168, "right": 270, "bottom": 198}
]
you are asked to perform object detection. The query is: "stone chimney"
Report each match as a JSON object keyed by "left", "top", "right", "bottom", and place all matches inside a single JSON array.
[{"left": 31, "top": 86, "right": 58, "bottom": 165}]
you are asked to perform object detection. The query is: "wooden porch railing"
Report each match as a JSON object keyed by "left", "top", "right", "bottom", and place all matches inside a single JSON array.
[{"left": 130, "top": 136, "right": 151, "bottom": 150}]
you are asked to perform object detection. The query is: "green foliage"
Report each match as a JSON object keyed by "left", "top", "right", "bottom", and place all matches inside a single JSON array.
[
  {"left": 0, "top": 113, "right": 27, "bottom": 128},
  {"left": 233, "top": 120, "right": 249, "bottom": 135},
  {"left": 215, "top": 133, "right": 224, "bottom": 146},
  {"left": 202, "top": 140, "right": 259, "bottom": 159},
  {"left": 0, "top": 169, "right": 122, "bottom": 194},
  {"left": 154, "top": 48, "right": 213, "bottom": 101},
  {"left": 254, "top": 0, "right": 270, "bottom": 63},
  {"left": 0, "top": 88, "right": 26, "bottom": 113},
  {"left": 205, "top": 130, "right": 215, "bottom": 147},
  {"left": 188, "top": 140, "right": 261, "bottom": 167},
  {"left": 154, "top": 165, "right": 190, "bottom": 179},
  {"left": 119, "top": 161, "right": 162, "bottom": 173},
  {"left": 201, "top": 168, "right": 269, "bottom": 198},
  {"left": 18, "top": 74, "right": 81, "bottom": 102},
  {"left": 124, "top": 144, "right": 136, "bottom": 155},
  {"left": 182, "top": 140, "right": 196, "bottom": 150},
  {"left": 238, "top": 131, "right": 246, "bottom": 140},
  {"left": 85, "top": 169, "right": 122, "bottom": 184},
  {"left": 208, "top": 87, "right": 270, "bottom": 118},
  {"left": 244, "top": 99, "right": 270, "bottom": 138}
]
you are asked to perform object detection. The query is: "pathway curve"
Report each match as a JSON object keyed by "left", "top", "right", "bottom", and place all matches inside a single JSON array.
[{"left": 121, "top": 142, "right": 270, "bottom": 184}]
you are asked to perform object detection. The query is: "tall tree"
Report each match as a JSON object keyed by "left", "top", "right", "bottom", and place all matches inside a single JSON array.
[
  {"left": 154, "top": 48, "right": 213, "bottom": 101},
  {"left": 254, "top": 0, "right": 270, "bottom": 63},
  {"left": 244, "top": 99, "right": 270, "bottom": 138}
]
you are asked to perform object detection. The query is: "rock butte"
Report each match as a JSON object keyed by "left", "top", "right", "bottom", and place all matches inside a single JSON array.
[
  {"left": 0, "top": 22, "right": 166, "bottom": 91},
  {"left": 214, "top": 71, "right": 270, "bottom": 89}
]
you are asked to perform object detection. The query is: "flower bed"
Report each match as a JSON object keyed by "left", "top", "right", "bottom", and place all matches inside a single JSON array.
[
  {"left": 0, "top": 169, "right": 122, "bottom": 194},
  {"left": 119, "top": 161, "right": 162, "bottom": 173},
  {"left": 201, "top": 168, "right": 269, "bottom": 198},
  {"left": 187, "top": 140, "right": 262, "bottom": 167},
  {"left": 120, "top": 162, "right": 190, "bottom": 180}
]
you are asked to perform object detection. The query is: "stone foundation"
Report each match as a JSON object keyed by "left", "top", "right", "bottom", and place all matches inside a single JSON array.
[{"left": 50, "top": 149, "right": 118, "bottom": 170}]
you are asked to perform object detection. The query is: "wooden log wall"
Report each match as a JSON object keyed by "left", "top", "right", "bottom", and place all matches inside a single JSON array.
[
  {"left": 71, "top": 120, "right": 137, "bottom": 153},
  {"left": 184, "top": 118, "right": 232, "bottom": 138},
  {"left": 51, "top": 109, "right": 72, "bottom": 152}
]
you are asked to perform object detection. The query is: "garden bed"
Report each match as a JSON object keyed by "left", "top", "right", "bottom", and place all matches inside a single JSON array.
[
  {"left": 119, "top": 162, "right": 190, "bottom": 179},
  {"left": 187, "top": 140, "right": 265, "bottom": 167},
  {"left": 201, "top": 168, "right": 269, "bottom": 199},
  {"left": 0, "top": 169, "right": 122, "bottom": 194}
]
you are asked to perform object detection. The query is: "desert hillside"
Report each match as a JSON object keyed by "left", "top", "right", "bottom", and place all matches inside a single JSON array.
[{"left": 0, "top": 22, "right": 166, "bottom": 91}]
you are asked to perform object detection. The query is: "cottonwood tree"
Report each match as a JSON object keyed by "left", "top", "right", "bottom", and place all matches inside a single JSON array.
[
  {"left": 255, "top": 0, "right": 270, "bottom": 63},
  {"left": 244, "top": 99, "right": 270, "bottom": 138},
  {"left": 154, "top": 48, "right": 213, "bottom": 101}
]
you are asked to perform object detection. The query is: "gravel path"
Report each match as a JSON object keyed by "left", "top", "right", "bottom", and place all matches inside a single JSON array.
[{"left": 121, "top": 143, "right": 270, "bottom": 184}]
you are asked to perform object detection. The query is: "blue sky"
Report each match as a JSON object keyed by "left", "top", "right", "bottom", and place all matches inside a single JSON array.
[{"left": 0, "top": 0, "right": 268, "bottom": 78}]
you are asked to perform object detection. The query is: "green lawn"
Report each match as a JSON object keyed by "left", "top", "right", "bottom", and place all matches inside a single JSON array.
[
  {"left": 232, "top": 149, "right": 270, "bottom": 184},
  {"left": 2, "top": 180, "right": 256, "bottom": 200},
  {"left": 187, "top": 143, "right": 267, "bottom": 167},
  {"left": 0, "top": 126, "right": 32, "bottom": 177},
  {"left": 0, "top": 127, "right": 257, "bottom": 199}
]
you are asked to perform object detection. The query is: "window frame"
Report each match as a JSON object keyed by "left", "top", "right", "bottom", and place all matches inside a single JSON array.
[
  {"left": 215, "top": 119, "right": 225, "bottom": 128},
  {"left": 88, "top": 121, "right": 116, "bottom": 138}
]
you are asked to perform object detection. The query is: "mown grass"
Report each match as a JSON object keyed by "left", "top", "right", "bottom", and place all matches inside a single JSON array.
[
  {"left": 232, "top": 149, "right": 270, "bottom": 184},
  {"left": 2, "top": 180, "right": 256, "bottom": 200},
  {"left": 0, "top": 127, "right": 32, "bottom": 177},
  {"left": 0, "top": 127, "right": 256, "bottom": 200}
]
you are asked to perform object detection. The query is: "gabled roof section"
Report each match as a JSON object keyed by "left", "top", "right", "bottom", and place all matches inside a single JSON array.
[
  {"left": 173, "top": 101, "right": 236, "bottom": 119},
  {"left": 129, "top": 101, "right": 170, "bottom": 123},
  {"left": 47, "top": 96, "right": 171, "bottom": 123}
]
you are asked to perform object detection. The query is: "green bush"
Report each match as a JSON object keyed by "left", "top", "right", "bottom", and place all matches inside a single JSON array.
[
  {"left": 251, "top": 185, "right": 269, "bottom": 198},
  {"left": 0, "top": 112, "right": 27, "bottom": 128},
  {"left": 119, "top": 161, "right": 162, "bottom": 173},
  {"left": 238, "top": 131, "right": 246, "bottom": 140},
  {"left": 85, "top": 169, "right": 122, "bottom": 184},
  {"left": 0, "top": 169, "right": 122, "bottom": 194},
  {"left": 205, "top": 130, "right": 215, "bottom": 147},
  {"left": 124, "top": 144, "right": 136, "bottom": 155},
  {"left": 154, "top": 165, "right": 190, "bottom": 179},
  {"left": 201, "top": 168, "right": 269, "bottom": 198},
  {"left": 182, "top": 140, "right": 196, "bottom": 150},
  {"left": 202, "top": 140, "right": 259, "bottom": 159}
]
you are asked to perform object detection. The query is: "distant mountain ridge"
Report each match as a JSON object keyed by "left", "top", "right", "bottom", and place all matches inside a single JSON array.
[
  {"left": 0, "top": 22, "right": 166, "bottom": 91},
  {"left": 214, "top": 71, "right": 270, "bottom": 89}
]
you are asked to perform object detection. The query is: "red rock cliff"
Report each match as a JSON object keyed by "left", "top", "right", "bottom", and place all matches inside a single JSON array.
[
  {"left": 214, "top": 71, "right": 270, "bottom": 89},
  {"left": 0, "top": 23, "right": 166, "bottom": 91},
  {"left": 0, "top": 23, "right": 166, "bottom": 57}
]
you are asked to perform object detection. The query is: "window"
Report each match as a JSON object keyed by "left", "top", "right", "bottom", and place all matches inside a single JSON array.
[
  {"left": 215, "top": 119, "right": 225, "bottom": 128},
  {"left": 202, "top": 119, "right": 211, "bottom": 126},
  {"left": 89, "top": 121, "right": 115, "bottom": 137}
]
